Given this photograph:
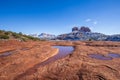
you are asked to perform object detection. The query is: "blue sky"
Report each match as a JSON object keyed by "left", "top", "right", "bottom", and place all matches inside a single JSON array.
[{"left": 0, "top": 0, "right": 120, "bottom": 35}]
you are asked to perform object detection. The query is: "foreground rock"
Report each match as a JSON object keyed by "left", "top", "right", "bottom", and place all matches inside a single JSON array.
[
  {"left": 0, "top": 40, "right": 120, "bottom": 80},
  {"left": 0, "top": 40, "right": 58, "bottom": 80}
]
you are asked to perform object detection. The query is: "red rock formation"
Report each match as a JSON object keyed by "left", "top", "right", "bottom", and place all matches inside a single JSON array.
[
  {"left": 79, "top": 26, "right": 91, "bottom": 32},
  {"left": 72, "top": 27, "right": 79, "bottom": 32}
]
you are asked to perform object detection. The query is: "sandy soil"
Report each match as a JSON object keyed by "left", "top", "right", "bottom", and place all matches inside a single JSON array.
[{"left": 0, "top": 40, "right": 120, "bottom": 80}]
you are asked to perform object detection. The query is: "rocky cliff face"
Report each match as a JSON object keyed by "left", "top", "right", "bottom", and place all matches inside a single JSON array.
[
  {"left": 72, "top": 26, "right": 91, "bottom": 32},
  {"left": 105, "top": 34, "right": 120, "bottom": 41},
  {"left": 29, "top": 26, "right": 120, "bottom": 41},
  {"left": 57, "top": 26, "right": 108, "bottom": 41},
  {"left": 57, "top": 26, "right": 120, "bottom": 41}
]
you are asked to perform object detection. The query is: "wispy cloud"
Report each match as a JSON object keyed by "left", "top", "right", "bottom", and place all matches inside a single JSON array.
[
  {"left": 85, "top": 18, "right": 98, "bottom": 25},
  {"left": 85, "top": 19, "right": 91, "bottom": 22}
]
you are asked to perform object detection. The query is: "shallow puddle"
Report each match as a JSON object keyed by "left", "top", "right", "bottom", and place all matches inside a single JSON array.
[
  {"left": 13, "top": 46, "right": 74, "bottom": 79},
  {"left": 88, "top": 54, "right": 112, "bottom": 60},
  {"left": 0, "top": 47, "right": 31, "bottom": 57},
  {"left": 0, "top": 50, "right": 17, "bottom": 57},
  {"left": 108, "top": 53, "right": 120, "bottom": 58},
  {"left": 37, "top": 46, "right": 74, "bottom": 66},
  {"left": 89, "top": 53, "right": 120, "bottom": 60}
]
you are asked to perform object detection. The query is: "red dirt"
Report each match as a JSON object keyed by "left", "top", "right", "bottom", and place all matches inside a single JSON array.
[
  {"left": 0, "top": 40, "right": 120, "bottom": 80},
  {"left": 0, "top": 40, "right": 58, "bottom": 80}
]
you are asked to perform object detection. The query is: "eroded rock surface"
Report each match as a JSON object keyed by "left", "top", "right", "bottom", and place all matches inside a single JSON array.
[{"left": 0, "top": 40, "right": 120, "bottom": 80}]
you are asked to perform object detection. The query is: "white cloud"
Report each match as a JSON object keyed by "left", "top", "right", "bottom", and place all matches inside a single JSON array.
[
  {"left": 85, "top": 19, "right": 92, "bottom": 22},
  {"left": 85, "top": 19, "right": 98, "bottom": 25},
  {"left": 93, "top": 21, "right": 98, "bottom": 25}
]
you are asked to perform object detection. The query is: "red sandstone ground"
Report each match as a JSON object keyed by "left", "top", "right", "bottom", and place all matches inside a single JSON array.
[
  {"left": 0, "top": 40, "right": 120, "bottom": 80},
  {"left": 0, "top": 40, "right": 58, "bottom": 80}
]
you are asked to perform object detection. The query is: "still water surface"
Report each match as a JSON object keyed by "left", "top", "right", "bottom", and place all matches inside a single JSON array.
[
  {"left": 37, "top": 46, "right": 74, "bottom": 66},
  {"left": 88, "top": 53, "right": 120, "bottom": 60}
]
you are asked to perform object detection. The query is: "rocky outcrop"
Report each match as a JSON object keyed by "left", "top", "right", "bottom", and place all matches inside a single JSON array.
[
  {"left": 57, "top": 26, "right": 120, "bottom": 41},
  {"left": 29, "top": 26, "right": 120, "bottom": 41},
  {"left": 57, "top": 26, "right": 107, "bottom": 41},
  {"left": 105, "top": 35, "right": 120, "bottom": 41},
  {"left": 72, "top": 26, "right": 91, "bottom": 32},
  {"left": 79, "top": 26, "right": 91, "bottom": 32},
  {"left": 72, "top": 27, "right": 79, "bottom": 32}
]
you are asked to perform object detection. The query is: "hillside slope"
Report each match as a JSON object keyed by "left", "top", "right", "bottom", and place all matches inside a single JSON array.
[{"left": 0, "top": 30, "right": 40, "bottom": 41}]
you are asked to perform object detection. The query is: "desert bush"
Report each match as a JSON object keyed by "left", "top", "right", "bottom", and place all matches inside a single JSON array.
[
  {"left": 21, "top": 37, "right": 28, "bottom": 42},
  {"left": 0, "top": 30, "right": 3, "bottom": 33},
  {"left": 12, "top": 32, "right": 21, "bottom": 38},
  {"left": 0, "top": 34, "right": 9, "bottom": 39},
  {"left": 4, "top": 31, "right": 10, "bottom": 35},
  {"left": 18, "top": 32, "right": 23, "bottom": 35}
]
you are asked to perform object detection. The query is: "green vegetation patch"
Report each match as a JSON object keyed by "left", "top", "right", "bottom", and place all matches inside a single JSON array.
[{"left": 0, "top": 30, "right": 40, "bottom": 41}]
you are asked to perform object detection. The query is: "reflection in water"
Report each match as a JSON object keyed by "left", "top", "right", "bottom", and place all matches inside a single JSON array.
[
  {"left": 13, "top": 46, "right": 74, "bottom": 80},
  {"left": 108, "top": 53, "right": 120, "bottom": 58},
  {"left": 88, "top": 54, "right": 112, "bottom": 60},
  {"left": 37, "top": 46, "right": 74, "bottom": 66},
  {"left": 89, "top": 53, "right": 120, "bottom": 60},
  {"left": 0, "top": 50, "right": 16, "bottom": 57},
  {"left": 0, "top": 47, "right": 31, "bottom": 57}
]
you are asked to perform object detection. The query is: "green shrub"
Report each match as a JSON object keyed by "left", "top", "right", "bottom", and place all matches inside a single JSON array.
[
  {"left": 21, "top": 37, "right": 28, "bottom": 42},
  {"left": 12, "top": 32, "right": 20, "bottom": 38},
  {"left": 18, "top": 32, "right": 23, "bottom": 35},
  {"left": 0, "top": 34, "right": 9, "bottom": 39},
  {"left": 4, "top": 32, "right": 10, "bottom": 35},
  {"left": 0, "top": 29, "right": 41, "bottom": 41},
  {"left": 88, "top": 38, "right": 92, "bottom": 41},
  {"left": 0, "top": 30, "right": 3, "bottom": 33}
]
